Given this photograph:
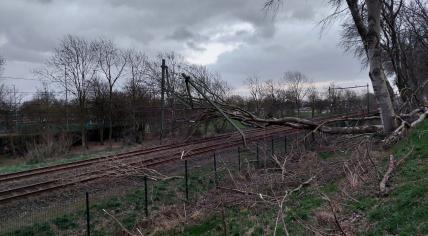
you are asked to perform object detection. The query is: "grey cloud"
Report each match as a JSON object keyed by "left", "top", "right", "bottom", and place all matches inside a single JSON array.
[
  {"left": 0, "top": 0, "right": 369, "bottom": 95},
  {"left": 166, "top": 26, "right": 209, "bottom": 44},
  {"left": 292, "top": 6, "right": 315, "bottom": 20},
  {"left": 186, "top": 41, "right": 205, "bottom": 52},
  {"left": 1, "top": 43, "right": 47, "bottom": 63},
  {"left": 167, "top": 27, "right": 195, "bottom": 41},
  {"left": 38, "top": 0, "right": 52, "bottom": 3},
  {"left": 209, "top": 23, "right": 369, "bottom": 89}
]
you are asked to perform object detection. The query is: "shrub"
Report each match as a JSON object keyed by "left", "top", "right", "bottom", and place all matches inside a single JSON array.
[{"left": 25, "top": 133, "right": 72, "bottom": 162}]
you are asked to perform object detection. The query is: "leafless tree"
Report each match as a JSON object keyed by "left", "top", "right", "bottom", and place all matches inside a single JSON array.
[
  {"left": 260, "top": 79, "right": 278, "bottom": 118},
  {"left": 246, "top": 75, "right": 264, "bottom": 115},
  {"left": 88, "top": 77, "right": 109, "bottom": 144},
  {"left": 307, "top": 84, "right": 319, "bottom": 118},
  {"left": 283, "top": 71, "right": 309, "bottom": 117},
  {"left": 0, "top": 55, "right": 5, "bottom": 76},
  {"left": 365, "top": 0, "right": 397, "bottom": 133},
  {"left": 93, "top": 38, "right": 127, "bottom": 147},
  {"left": 339, "top": 0, "right": 428, "bottom": 106},
  {"left": 327, "top": 83, "right": 343, "bottom": 113},
  {"left": 0, "top": 55, "right": 6, "bottom": 104},
  {"left": 266, "top": 0, "right": 399, "bottom": 133},
  {"left": 38, "top": 35, "right": 97, "bottom": 148},
  {"left": 0, "top": 84, "right": 23, "bottom": 155},
  {"left": 125, "top": 49, "right": 148, "bottom": 143}
]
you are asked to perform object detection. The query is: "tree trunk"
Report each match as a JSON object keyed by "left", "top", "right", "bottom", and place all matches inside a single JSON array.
[
  {"left": 99, "top": 121, "right": 104, "bottom": 145},
  {"left": 346, "top": 0, "right": 396, "bottom": 105},
  {"left": 108, "top": 87, "right": 113, "bottom": 148},
  {"left": 141, "top": 120, "right": 146, "bottom": 141},
  {"left": 366, "top": 0, "right": 396, "bottom": 134},
  {"left": 311, "top": 101, "right": 315, "bottom": 118},
  {"left": 132, "top": 101, "right": 137, "bottom": 143},
  {"left": 80, "top": 119, "right": 86, "bottom": 149},
  {"left": 79, "top": 99, "right": 87, "bottom": 149},
  {"left": 9, "top": 135, "right": 15, "bottom": 157}
]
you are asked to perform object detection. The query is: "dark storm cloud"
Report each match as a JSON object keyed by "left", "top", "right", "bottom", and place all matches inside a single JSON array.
[
  {"left": 167, "top": 27, "right": 196, "bottom": 41},
  {"left": 0, "top": 0, "right": 369, "bottom": 94},
  {"left": 186, "top": 41, "right": 206, "bottom": 52}
]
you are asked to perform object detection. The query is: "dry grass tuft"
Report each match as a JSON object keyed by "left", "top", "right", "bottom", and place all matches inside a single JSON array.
[{"left": 26, "top": 133, "right": 72, "bottom": 162}]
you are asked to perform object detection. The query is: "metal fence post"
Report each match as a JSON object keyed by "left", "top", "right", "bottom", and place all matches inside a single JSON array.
[
  {"left": 213, "top": 153, "right": 218, "bottom": 187},
  {"left": 144, "top": 175, "right": 148, "bottom": 217},
  {"left": 238, "top": 147, "right": 241, "bottom": 172},
  {"left": 185, "top": 160, "right": 189, "bottom": 201},
  {"left": 86, "top": 192, "right": 90, "bottom": 236},
  {"left": 160, "top": 59, "right": 166, "bottom": 144}
]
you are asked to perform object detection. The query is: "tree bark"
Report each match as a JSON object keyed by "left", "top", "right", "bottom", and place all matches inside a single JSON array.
[
  {"left": 346, "top": 0, "right": 396, "bottom": 105},
  {"left": 99, "top": 121, "right": 104, "bottom": 145},
  {"left": 80, "top": 118, "right": 86, "bottom": 148},
  {"left": 108, "top": 86, "right": 113, "bottom": 148},
  {"left": 9, "top": 135, "right": 15, "bottom": 156},
  {"left": 79, "top": 96, "right": 87, "bottom": 149},
  {"left": 367, "top": 0, "right": 397, "bottom": 134}
]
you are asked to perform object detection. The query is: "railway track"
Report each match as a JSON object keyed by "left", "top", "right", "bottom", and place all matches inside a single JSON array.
[
  {"left": 0, "top": 126, "right": 292, "bottom": 203},
  {"left": 0, "top": 125, "right": 282, "bottom": 182},
  {"left": 0, "top": 111, "right": 376, "bottom": 203}
]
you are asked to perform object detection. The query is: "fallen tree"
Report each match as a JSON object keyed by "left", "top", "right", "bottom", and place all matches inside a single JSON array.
[{"left": 176, "top": 73, "right": 427, "bottom": 147}]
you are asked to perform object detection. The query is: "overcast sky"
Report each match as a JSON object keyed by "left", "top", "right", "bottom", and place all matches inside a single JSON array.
[{"left": 0, "top": 0, "right": 370, "bottom": 100}]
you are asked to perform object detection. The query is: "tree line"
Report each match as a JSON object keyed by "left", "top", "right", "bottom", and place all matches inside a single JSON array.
[
  {"left": 1, "top": 0, "right": 427, "bottom": 151},
  {"left": 264, "top": 0, "right": 428, "bottom": 134},
  {"left": 0, "top": 35, "right": 231, "bottom": 150},
  {"left": 244, "top": 72, "right": 372, "bottom": 119},
  {"left": 0, "top": 34, "right": 372, "bottom": 153}
]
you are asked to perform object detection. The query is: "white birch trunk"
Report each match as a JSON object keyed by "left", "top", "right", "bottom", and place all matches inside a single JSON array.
[{"left": 366, "top": 0, "right": 396, "bottom": 133}]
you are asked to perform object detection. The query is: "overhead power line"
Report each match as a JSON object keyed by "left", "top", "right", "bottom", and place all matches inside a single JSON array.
[
  {"left": 333, "top": 85, "right": 368, "bottom": 90},
  {"left": 0, "top": 76, "right": 41, "bottom": 81}
]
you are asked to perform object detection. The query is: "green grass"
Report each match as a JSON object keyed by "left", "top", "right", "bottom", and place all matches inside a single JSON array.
[
  {"left": 159, "top": 191, "right": 321, "bottom": 236},
  {"left": 1, "top": 161, "right": 229, "bottom": 235},
  {"left": 320, "top": 181, "right": 339, "bottom": 193},
  {"left": 319, "top": 151, "right": 336, "bottom": 160},
  {"left": 1, "top": 223, "right": 54, "bottom": 236},
  {"left": 363, "top": 119, "right": 428, "bottom": 235},
  {"left": 172, "top": 119, "right": 428, "bottom": 236},
  {"left": 5, "top": 121, "right": 426, "bottom": 235},
  {"left": 52, "top": 215, "right": 78, "bottom": 230}
]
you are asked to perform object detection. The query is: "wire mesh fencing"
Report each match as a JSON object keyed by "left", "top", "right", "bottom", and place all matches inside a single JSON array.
[{"left": 0, "top": 131, "right": 313, "bottom": 235}]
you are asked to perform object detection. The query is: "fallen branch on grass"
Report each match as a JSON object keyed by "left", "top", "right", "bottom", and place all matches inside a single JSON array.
[
  {"left": 384, "top": 108, "right": 428, "bottom": 147},
  {"left": 379, "top": 148, "right": 413, "bottom": 195},
  {"left": 320, "top": 193, "right": 347, "bottom": 236},
  {"left": 273, "top": 176, "right": 316, "bottom": 236},
  {"left": 105, "top": 160, "right": 183, "bottom": 181},
  {"left": 411, "top": 108, "right": 428, "bottom": 128},
  {"left": 216, "top": 176, "right": 316, "bottom": 200},
  {"left": 216, "top": 186, "right": 272, "bottom": 200},
  {"left": 103, "top": 209, "right": 143, "bottom": 236},
  {"left": 379, "top": 155, "right": 396, "bottom": 195}
]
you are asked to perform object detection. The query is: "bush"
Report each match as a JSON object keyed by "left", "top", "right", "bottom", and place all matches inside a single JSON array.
[{"left": 25, "top": 133, "right": 72, "bottom": 162}]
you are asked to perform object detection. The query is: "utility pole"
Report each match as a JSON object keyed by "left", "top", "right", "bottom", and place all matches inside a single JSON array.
[
  {"left": 160, "top": 59, "right": 166, "bottom": 144},
  {"left": 328, "top": 86, "right": 332, "bottom": 113},
  {"left": 13, "top": 85, "right": 18, "bottom": 132}
]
